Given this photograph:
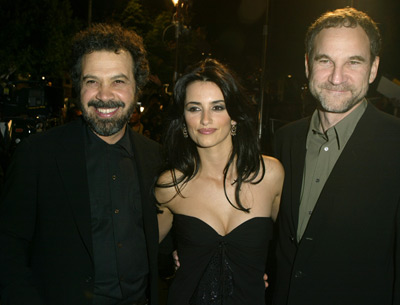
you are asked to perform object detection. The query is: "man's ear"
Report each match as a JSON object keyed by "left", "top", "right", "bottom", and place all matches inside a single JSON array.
[
  {"left": 369, "top": 56, "right": 380, "bottom": 84},
  {"left": 305, "top": 54, "right": 310, "bottom": 79}
]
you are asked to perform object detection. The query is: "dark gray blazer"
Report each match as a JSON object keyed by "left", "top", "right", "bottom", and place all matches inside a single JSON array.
[
  {"left": 273, "top": 103, "right": 400, "bottom": 305},
  {"left": 0, "top": 118, "right": 162, "bottom": 305}
]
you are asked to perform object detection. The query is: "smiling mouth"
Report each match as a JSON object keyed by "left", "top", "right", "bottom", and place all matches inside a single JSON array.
[
  {"left": 94, "top": 107, "right": 119, "bottom": 117},
  {"left": 326, "top": 90, "right": 351, "bottom": 96},
  {"left": 327, "top": 89, "right": 346, "bottom": 93},
  {"left": 322, "top": 84, "right": 350, "bottom": 92},
  {"left": 198, "top": 128, "right": 216, "bottom": 134},
  {"left": 87, "top": 99, "right": 125, "bottom": 116},
  {"left": 97, "top": 107, "right": 118, "bottom": 114}
]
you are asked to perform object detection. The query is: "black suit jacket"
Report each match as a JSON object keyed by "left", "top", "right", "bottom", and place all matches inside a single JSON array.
[
  {"left": 273, "top": 104, "right": 400, "bottom": 305},
  {"left": 0, "top": 118, "right": 162, "bottom": 305}
]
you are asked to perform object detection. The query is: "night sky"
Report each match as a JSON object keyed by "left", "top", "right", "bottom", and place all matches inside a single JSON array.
[{"left": 70, "top": 0, "right": 400, "bottom": 88}]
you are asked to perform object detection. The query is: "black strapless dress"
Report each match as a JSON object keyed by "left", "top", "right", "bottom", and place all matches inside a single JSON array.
[{"left": 167, "top": 214, "right": 273, "bottom": 305}]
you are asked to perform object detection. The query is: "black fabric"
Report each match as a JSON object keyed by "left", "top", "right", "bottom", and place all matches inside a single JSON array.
[
  {"left": 167, "top": 214, "right": 273, "bottom": 305},
  {"left": 93, "top": 293, "right": 147, "bottom": 305},
  {"left": 189, "top": 241, "right": 233, "bottom": 305},
  {"left": 272, "top": 104, "right": 400, "bottom": 305},
  {"left": 0, "top": 118, "right": 161, "bottom": 305},
  {"left": 85, "top": 126, "right": 148, "bottom": 301}
]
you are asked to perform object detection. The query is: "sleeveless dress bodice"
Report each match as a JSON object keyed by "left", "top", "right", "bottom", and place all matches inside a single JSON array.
[{"left": 167, "top": 214, "right": 273, "bottom": 305}]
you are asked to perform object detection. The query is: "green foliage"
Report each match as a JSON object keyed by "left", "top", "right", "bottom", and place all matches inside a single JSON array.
[
  {"left": 0, "top": 0, "right": 80, "bottom": 84},
  {"left": 120, "top": 0, "right": 151, "bottom": 37},
  {"left": 0, "top": 0, "right": 209, "bottom": 87},
  {"left": 116, "top": 0, "right": 175, "bottom": 83},
  {"left": 144, "top": 11, "right": 175, "bottom": 83},
  {"left": 115, "top": 0, "right": 208, "bottom": 85}
]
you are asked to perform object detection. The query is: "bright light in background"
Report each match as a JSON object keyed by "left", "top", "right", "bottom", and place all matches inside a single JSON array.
[
  {"left": 171, "top": 0, "right": 179, "bottom": 6},
  {"left": 140, "top": 106, "right": 144, "bottom": 113}
]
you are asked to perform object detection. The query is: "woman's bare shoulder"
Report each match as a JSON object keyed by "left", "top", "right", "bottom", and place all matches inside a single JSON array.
[
  {"left": 155, "top": 169, "right": 184, "bottom": 204},
  {"left": 262, "top": 155, "right": 284, "bottom": 175},
  {"left": 261, "top": 155, "right": 284, "bottom": 186}
]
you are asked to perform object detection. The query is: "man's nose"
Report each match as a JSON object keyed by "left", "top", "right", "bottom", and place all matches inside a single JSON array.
[
  {"left": 96, "top": 84, "right": 115, "bottom": 101},
  {"left": 328, "top": 65, "right": 346, "bottom": 85}
]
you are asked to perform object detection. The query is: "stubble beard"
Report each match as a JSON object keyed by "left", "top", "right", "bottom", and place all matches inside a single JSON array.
[
  {"left": 81, "top": 99, "right": 135, "bottom": 136},
  {"left": 309, "top": 81, "right": 368, "bottom": 114}
]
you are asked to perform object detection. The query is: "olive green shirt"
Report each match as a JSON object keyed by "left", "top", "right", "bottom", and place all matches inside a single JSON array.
[{"left": 297, "top": 100, "right": 367, "bottom": 241}]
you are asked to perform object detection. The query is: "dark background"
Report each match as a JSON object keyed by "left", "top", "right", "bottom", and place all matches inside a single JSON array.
[
  {"left": 69, "top": 0, "right": 400, "bottom": 134},
  {"left": 1, "top": 0, "right": 399, "bottom": 156},
  {"left": 70, "top": 0, "right": 400, "bottom": 84}
]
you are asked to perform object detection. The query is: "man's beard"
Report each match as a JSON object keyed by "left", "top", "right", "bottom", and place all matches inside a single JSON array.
[
  {"left": 81, "top": 99, "right": 135, "bottom": 136},
  {"left": 310, "top": 82, "right": 367, "bottom": 113}
]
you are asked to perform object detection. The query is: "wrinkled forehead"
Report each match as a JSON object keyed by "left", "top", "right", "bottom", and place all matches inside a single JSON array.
[{"left": 312, "top": 26, "right": 372, "bottom": 62}]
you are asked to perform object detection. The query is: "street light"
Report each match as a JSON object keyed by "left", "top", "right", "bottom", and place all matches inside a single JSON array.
[{"left": 172, "top": 0, "right": 180, "bottom": 85}]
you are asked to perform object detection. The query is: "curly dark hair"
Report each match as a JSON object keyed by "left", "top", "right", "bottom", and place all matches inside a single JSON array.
[
  {"left": 157, "top": 58, "right": 265, "bottom": 212},
  {"left": 305, "top": 7, "right": 381, "bottom": 64},
  {"left": 70, "top": 23, "right": 149, "bottom": 96}
]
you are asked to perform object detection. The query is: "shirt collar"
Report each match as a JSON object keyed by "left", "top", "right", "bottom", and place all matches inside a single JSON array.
[
  {"left": 117, "top": 126, "right": 134, "bottom": 156},
  {"left": 85, "top": 123, "right": 134, "bottom": 156},
  {"left": 308, "top": 99, "right": 367, "bottom": 150}
]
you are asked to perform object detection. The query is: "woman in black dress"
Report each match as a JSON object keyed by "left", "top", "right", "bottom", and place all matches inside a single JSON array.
[{"left": 155, "top": 59, "right": 284, "bottom": 305}]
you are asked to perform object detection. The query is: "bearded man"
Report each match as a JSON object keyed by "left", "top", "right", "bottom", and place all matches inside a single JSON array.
[
  {"left": 0, "top": 24, "right": 161, "bottom": 305},
  {"left": 273, "top": 7, "right": 400, "bottom": 305}
]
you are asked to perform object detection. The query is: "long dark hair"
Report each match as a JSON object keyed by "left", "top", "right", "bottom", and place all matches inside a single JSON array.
[{"left": 158, "top": 58, "right": 264, "bottom": 212}]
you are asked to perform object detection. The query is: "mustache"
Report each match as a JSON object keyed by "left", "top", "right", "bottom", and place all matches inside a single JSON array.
[
  {"left": 320, "top": 83, "right": 353, "bottom": 91},
  {"left": 87, "top": 99, "right": 125, "bottom": 108}
]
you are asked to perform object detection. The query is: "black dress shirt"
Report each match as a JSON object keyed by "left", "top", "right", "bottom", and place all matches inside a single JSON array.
[{"left": 84, "top": 124, "right": 149, "bottom": 304}]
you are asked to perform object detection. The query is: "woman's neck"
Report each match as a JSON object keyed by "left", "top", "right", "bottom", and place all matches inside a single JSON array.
[{"left": 197, "top": 145, "right": 235, "bottom": 180}]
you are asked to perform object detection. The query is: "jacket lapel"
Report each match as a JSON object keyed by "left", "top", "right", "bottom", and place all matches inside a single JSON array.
[
  {"left": 289, "top": 121, "right": 308, "bottom": 233},
  {"left": 55, "top": 119, "right": 93, "bottom": 259},
  {"left": 128, "top": 130, "right": 161, "bottom": 303},
  {"left": 129, "top": 131, "right": 159, "bottom": 228},
  {"left": 301, "top": 104, "right": 374, "bottom": 243}
]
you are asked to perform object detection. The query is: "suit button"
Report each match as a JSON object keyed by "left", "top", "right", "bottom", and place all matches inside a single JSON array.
[
  {"left": 85, "top": 276, "right": 93, "bottom": 283},
  {"left": 294, "top": 270, "right": 305, "bottom": 278},
  {"left": 290, "top": 236, "right": 295, "bottom": 243}
]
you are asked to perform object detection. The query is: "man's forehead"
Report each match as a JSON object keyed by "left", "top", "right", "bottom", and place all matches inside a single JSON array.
[
  {"left": 312, "top": 26, "right": 371, "bottom": 57},
  {"left": 81, "top": 50, "right": 135, "bottom": 77},
  {"left": 82, "top": 50, "right": 133, "bottom": 65}
]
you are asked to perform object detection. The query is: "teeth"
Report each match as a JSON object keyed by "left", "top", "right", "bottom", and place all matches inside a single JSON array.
[{"left": 97, "top": 108, "right": 118, "bottom": 114}]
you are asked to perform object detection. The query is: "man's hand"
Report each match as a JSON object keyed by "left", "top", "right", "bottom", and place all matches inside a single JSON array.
[{"left": 264, "top": 273, "right": 269, "bottom": 289}]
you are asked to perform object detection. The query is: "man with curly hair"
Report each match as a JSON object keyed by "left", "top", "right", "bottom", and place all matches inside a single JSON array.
[{"left": 0, "top": 24, "right": 161, "bottom": 305}]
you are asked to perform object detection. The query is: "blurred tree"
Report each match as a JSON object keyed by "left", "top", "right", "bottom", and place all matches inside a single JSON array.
[
  {"left": 117, "top": 0, "right": 175, "bottom": 83},
  {"left": 0, "top": 0, "right": 208, "bottom": 88},
  {"left": 117, "top": 0, "right": 207, "bottom": 85},
  {"left": 144, "top": 11, "right": 175, "bottom": 83},
  {"left": 0, "top": 0, "right": 80, "bottom": 85},
  {"left": 120, "top": 0, "right": 151, "bottom": 37}
]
